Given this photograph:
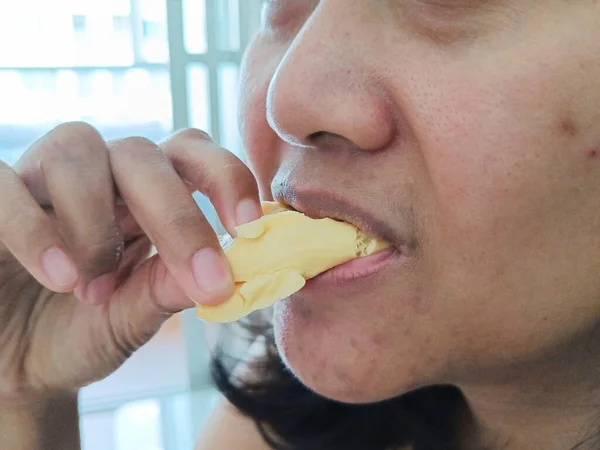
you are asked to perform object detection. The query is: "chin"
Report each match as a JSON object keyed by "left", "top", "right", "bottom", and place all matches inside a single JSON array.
[{"left": 272, "top": 293, "right": 435, "bottom": 404}]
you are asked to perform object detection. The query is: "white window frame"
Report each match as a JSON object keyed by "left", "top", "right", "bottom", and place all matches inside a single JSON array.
[
  {"left": 170, "top": 1, "right": 265, "bottom": 442},
  {"left": 168, "top": 0, "right": 263, "bottom": 377},
  {"left": 167, "top": 0, "right": 262, "bottom": 137},
  {"left": 1, "top": 2, "right": 265, "bottom": 446}
]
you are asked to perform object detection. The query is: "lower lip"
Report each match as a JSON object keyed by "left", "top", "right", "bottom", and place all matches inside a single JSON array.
[{"left": 303, "top": 247, "right": 400, "bottom": 291}]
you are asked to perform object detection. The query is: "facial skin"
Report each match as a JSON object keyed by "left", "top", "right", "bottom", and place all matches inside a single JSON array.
[{"left": 239, "top": 1, "right": 600, "bottom": 448}]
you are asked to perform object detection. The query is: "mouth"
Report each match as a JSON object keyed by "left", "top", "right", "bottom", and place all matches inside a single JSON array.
[
  {"left": 272, "top": 186, "right": 409, "bottom": 253},
  {"left": 271, "top": 182, "right": 413, "bottom": 294},
  {"left": 306, "top": 246, "right": 401, "bottom": 290}
]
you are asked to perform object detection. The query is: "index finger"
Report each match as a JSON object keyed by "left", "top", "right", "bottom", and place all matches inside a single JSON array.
[{"left": 161, "top": 129, "right": 262, "bottom": 236}]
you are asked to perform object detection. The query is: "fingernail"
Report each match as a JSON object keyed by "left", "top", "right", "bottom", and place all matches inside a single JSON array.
[
  {"left": 86, "top": 272, "right": 117, "bottom": 305},
  {"left": 42, "top": 247, "right": 78, "bottom": 287},
  {"left": 192, "top": 248, "right": 233, "bottom": 302},
  {"left": 235, "top": 199, "right": 261, "bottom": 226}
]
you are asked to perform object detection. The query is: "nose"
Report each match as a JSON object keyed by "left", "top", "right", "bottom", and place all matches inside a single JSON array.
[{"left": 265, "top": 5, "right": 396, "bottom": 152}]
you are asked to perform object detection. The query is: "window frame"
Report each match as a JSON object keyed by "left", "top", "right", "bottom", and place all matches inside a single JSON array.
[{"left": 0, "top": 1, "right": 265, "bottom": 447}]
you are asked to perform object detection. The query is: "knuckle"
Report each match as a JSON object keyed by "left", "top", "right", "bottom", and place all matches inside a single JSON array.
[
  {"left": 51, "top": 121, "right": 101, "bottom": 141},
  {"left": 41, "top": 122, "right": 105, "bottom": 167},
  {"left": 219, "top": 146, "right": 243, "bottom": 165},
  {"left": 105, "top": 320, "right": 144, "bottom": 368},
  {"left": 103, "top": 258, "right": 167, "bottom": 366},
  {"left": 147, "top": 256, "right": 180, "bottom": 314},
  {"left": 209, "top": 148, "right": 252, "bottom": 181},
  {"left": 202, "top": 173, "right": 229, "bottom": 199},
  {"left": 75, "top": 225, "right": 124, "bottom": 275},
  {"left": 173, "top": 128, "right": 213, "bottom": 143},
  {"left": 108, "top": 137, "right": 163, "bottom": 165},
  {"left": 207, "top": 157, "right": 257, "bottom": 198},
  {"left": 161, "top": 128, "right": 214, "bottom": 159},
  {"left": 163, "top": 207, "right": 205, "bottom": 234},
  {"left": 156, "top": 207, "right": 215, "bottom": 250},
  {"left": 225, "top": 154, "right": 254, "bottom": 180},
  {"left": 113, "top": 136, "right": 157, "bottom": 151}
]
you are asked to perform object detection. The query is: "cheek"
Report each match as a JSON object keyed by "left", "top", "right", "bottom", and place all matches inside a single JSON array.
[
  {"left": 272, "top": 285, "right": 446, "bottom": 403},
  {"left": 239, "top": 38, "right": 284, "bottom": 197},
  {"left": 240, "top": 86, "right": 274, "bottom": 192},
  {"left": 417, "top": 21, "right": 600, "bottom": 227},
  {"left": 413, "top": 70, "right": 593, "bottom": 239},
  {"left": 274, "top": 298, "right": 394, "bottom": 402},
  {"left": 416, "top": 78, "right": 582, "bottom": 310},
  {"left": 407, "top": 53, "right": 600, "bottom": 367}
]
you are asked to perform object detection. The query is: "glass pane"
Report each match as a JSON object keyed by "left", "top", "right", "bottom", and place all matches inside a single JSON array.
[
  {"left": 81, "top": 389, "right": 221, "bottom": 449},
  {"left": 80, "top": 316, "right": 188, "bottom": 403},
  {"left": 186, "top": 64, "right": 211, "bottom": 133},
  {"left": 183, "top": 0, "right": 208, "bottom": 54},
  {"left": 0, "top": 67, "right": 173, "bottom": 165},
  {"left": 215, "top": 0, "right": 240, "bottom": 52},
  {"left": 0, "top": 0, "right": 169, "bottom": 67},
  {"left": 81, "top": 411, "right": 116, "bottom": 450},
  {"left": 0, "top": 1, "right": 134, "bottom": 67},
  {"left": 139, "top": 0, "right": 169, "bottom": 63},
  {"left": 218, "top": 63, "right": 243, "bottom": 159},
  {"left": 115, "top": 400, "right": 164, "bottom": 450}
]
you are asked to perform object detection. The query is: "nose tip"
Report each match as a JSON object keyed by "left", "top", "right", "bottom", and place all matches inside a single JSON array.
[{"left": 265, "top": 41, "right": 397, "bottom": 152}]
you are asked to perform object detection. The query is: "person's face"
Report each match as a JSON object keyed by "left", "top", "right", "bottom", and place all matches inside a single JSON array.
[{"left": 239, "top": 0, "right": 600, "bottom": 403}]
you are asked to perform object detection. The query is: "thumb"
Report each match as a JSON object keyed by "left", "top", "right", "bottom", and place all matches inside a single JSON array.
[{"left": 107, "top": 254, "right": 196, "bottom": 353}]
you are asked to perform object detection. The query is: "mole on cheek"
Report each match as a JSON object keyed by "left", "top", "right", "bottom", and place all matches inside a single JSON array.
[
  {"left": 370, "top": 333, "right": 385, "bottom": 347},
  {"left": 559, "top": 117, "right": 579, "bottom": 138},
  {"left": 555, "top": 117, "right": 599, "bottom": 161},
  {"left": 297, "top": 299, "right": 312, "bottom": 321}
]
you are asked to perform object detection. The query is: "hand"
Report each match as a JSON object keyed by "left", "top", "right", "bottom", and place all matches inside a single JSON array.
[{"left": 0, "top": 122, "right": 262, "bottom": 400}]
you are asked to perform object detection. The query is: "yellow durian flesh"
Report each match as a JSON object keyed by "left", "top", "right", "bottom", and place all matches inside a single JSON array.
[{"left": 196, "top": 202, "right": 390, "bottom": 323}]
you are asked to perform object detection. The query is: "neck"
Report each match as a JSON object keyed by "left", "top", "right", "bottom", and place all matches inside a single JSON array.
[{"left": 457, "top": 333, "right": 600, "bottom": 450}]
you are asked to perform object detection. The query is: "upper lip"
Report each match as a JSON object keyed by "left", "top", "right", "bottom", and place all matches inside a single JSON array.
[{"left": 272, "top": 185, "right": 408, "bottom": 252}]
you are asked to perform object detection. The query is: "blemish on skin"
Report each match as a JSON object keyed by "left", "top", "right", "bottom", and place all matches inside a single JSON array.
[
  {"left": 332, "top": 363, "right": 352, "bottom": 385},
  {"left": 371, "top": 333, "right": 385, "bottom": 347},
  {"left": 587, "top": 149, "right": 598, "bottom": 159},
  {"left": 295, "top": 298, "right": 312, "bottom": 321},
  {"left": 410, "top": 295, "right": 431, "bottom": 315},
  {"left": 559, "top": 117, "right": 579, "bottom": 138}
]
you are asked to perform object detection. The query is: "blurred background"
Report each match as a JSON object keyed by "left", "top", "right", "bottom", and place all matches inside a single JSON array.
[{"left": 0, "top": 1, "right": 263, "bottom": 448}]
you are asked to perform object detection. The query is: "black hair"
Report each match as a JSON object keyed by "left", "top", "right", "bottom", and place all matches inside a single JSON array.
[{"left": 210, "top": 318, "right": 467, "bottom": 450}]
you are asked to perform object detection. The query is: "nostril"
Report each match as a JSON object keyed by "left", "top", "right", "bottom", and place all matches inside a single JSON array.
[
  {"left": 304, "top": 131, "right": 364, "bottom": 153},
  {"left": 308, "top": 131, "right": 328, "bottom": 142}
]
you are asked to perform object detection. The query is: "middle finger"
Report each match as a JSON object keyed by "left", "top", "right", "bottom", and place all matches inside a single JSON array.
[{"left": 108, "top": 137, "right": 234, "bottom": 305}]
